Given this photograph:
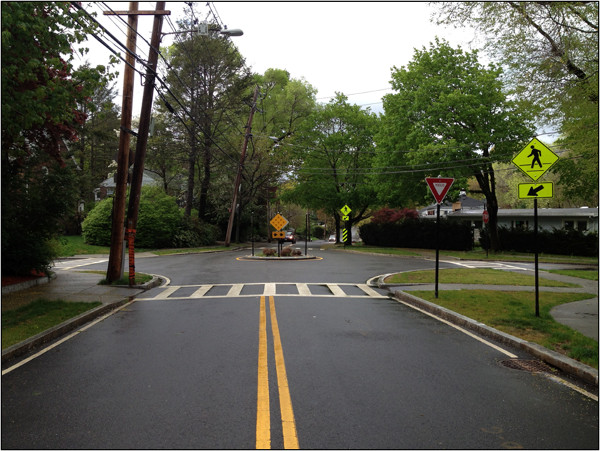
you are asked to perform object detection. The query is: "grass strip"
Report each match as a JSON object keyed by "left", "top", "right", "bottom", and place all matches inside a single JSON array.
[
  {"left": 384, "top": 268, "right": 579, "bottom": 287},
  {"left": 409, "top": 289, "right": 597, "bottom": 368},
  {"left": 545, "top": 269, "right": 598, "bottom": 281},
  {"left": 339, "top": 244, "right": 598, "bottom": 265},
  {"left": 2, "top": 299, "right": 101, "bottom": 349}
]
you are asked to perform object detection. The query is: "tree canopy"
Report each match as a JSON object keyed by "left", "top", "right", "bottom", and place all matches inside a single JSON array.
[{"left": 375, "top": 39, "right": 535, "bottom": 250}]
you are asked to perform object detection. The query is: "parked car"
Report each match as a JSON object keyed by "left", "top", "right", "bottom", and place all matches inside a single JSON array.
[
  {"left": 284, "top": 230, "right": 297, "bottom": 244},
  {"left": 328, "top": 234, "right": 336, "bottom": 242}
]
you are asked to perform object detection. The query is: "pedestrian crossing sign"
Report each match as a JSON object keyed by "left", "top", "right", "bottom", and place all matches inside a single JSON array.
[{"left": 512, "top": 138, "right": 559, "bottom": 182}]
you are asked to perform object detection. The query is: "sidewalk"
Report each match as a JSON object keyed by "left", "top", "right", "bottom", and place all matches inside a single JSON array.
[{"left": 2, "top": 265, "right": 160, "bottom": 363}]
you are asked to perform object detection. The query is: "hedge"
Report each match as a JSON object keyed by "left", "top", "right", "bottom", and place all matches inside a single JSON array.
[
  {"left": 359, "top": 218, "right": 473, "bottom": 251},
  {"left": 82, "top": 187, "right": 207, "bottom": 249},
  {"left": 480, "top": 226, "right": 598, "bottom": 257}
]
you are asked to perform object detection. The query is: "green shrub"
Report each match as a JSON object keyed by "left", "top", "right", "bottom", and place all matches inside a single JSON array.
[
  {"left": 81, "top": 197, "right": 113, "bottom": 246},
  {"left": 172, "top": 216, "right": 219, "bottom": 248},
  {"left": 359, "top": 218, "right": 473, "bottom": 251},
  {"left": 135, "top": 187, "right": 182, "bottom": 248},
  {"left": 2, "top": 158, "right": 78, "bottom": 276},
  {"left": 480, "top": 226, "right": 598, "bottom": 256},
  {"left": 82, "top": 187, "right": 183, "bottom": 248}
]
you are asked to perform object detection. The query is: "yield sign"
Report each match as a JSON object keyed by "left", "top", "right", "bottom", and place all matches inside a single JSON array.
[{"left": 425, "top": 177, "right": 454, "bottom": 204}]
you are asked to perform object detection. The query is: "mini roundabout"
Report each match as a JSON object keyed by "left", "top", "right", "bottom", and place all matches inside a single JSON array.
[{"left": 236, "top": 244, "right": 323, "bottom": 261}]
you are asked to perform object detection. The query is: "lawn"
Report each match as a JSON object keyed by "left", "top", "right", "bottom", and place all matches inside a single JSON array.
[
  {"left": 546, "top": 269, "right": 598, "bottom": 281},
  {"left": 409, "top": 289, "right": 597, "bottom": 368},
  {"left": 2, "top": 299, "right": 101, "bottom": 349},
  {"left": 55, "top": 235, "right": 229, "bottom": 257},
  {"left": 338, "top": 243, "right": 598, "bottom": 265},
  {"left": 384, "top": 268, "right": 580, "bottom": 287}
]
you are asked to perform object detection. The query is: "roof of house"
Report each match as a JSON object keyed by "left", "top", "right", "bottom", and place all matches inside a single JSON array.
[
  {"left": 99, "top": 170, "right": 161, "bottom": 188},
  {"left": 450, "top": 207, "right": 598, "bottom": 218}
]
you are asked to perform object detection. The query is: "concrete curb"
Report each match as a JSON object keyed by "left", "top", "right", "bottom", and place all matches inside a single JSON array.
[
  {"left": 388, "top": 288, "right": 598, "bottom": 387},
  {"left": 2, "top": 272, "right": 57, "bottom": 295},
  {"left": 1, "top": 275, "right": 165, "bottom": 365}
]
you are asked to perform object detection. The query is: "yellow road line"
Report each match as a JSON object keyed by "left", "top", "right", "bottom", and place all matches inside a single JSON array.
[
  {"left": 268, "top": 296, "right": 300, "bottom": 449},
  {"left": 256, "top": 296, "right": 271, "bottom": 449}
]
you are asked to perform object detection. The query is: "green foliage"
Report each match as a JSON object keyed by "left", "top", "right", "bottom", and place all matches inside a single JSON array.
[
  {"left": 2, "top": 158, "right": 78, "bottom": 276},
  {"left": 172, "top": 216, "right": 219, "bottom": 248},
  {"left": 376, "top": 39, "right": 534, "bottom": 250},
  {"left": 282, "top": 94, "right": 379, "bottom": 232},
  {"left": 1, "top": 2, "right": 113, "bottom": 276},
  {"left": 432, "top": 3, "right": 598, "bottom": 207},
  {"left": 82, "top": 187, "right": 183, "bottom": 248},
  {"left": 480, "top": 227, "right": 598, "bottom": 257},
  {"left": 136, "top": 187, "right": 182, "bottom": 248},
  {"left": 359, "top": 218, "right": 473, "bottom": 251}
]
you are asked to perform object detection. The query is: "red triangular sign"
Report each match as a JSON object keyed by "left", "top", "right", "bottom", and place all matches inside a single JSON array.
[{"left": 426, "top": 177, "right": 454, "bottom": 204}]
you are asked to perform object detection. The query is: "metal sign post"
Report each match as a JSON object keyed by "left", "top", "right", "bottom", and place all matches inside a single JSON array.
[
  {"left": 425, "top": 177, "right": 454, "bottom": 299},
  {"left": 512, "top": 137, "right": 558, "bottom": 317}
]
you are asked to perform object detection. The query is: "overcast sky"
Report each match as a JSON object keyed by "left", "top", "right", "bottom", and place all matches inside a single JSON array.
[{"left": 79, "top": 2, "right": 479, "bottom": 116}]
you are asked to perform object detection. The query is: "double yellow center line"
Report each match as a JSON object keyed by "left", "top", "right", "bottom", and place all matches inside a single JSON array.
[{"left": 256, "top": 296, "right": 299, "bottom": 449}]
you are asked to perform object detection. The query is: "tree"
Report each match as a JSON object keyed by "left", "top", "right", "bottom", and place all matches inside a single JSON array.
[
  {"left": 72, "top": 74, "right": 121, "bottom": 203},
  {"left": 233, "top": 69, "right": 317, "bottom": 241},
  {"left": 376, "top": 39, "right": 534, "bottom": 251},
  {"left": 161, "top": 5, "right": 253, "bottom": 219},
  {"left": 145, "top": 111, "right": 187, "bottom": 196},
  {"left": 432, "top": 2, "right": 598, "bottom": 206},
  {"left": 2, "top": 2, "right": 111, "bottom": 275},
  {"left": 282, "top": 94, "right": 379, "bottom": 244}
]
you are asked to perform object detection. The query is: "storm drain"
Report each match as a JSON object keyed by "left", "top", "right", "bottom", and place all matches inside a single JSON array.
[{"left": 500, "top": 359, "right": 553, "bottom": 373}]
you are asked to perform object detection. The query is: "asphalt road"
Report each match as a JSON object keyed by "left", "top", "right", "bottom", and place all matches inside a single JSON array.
[{"left": 2, "top": 245, "right": 598, "bottom": 449}]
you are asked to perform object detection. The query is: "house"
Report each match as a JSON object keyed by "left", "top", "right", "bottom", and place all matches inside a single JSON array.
[
  {"left": 451, "top": 207, "right": 599, "bottom": 233},
  {"left": 94, "top": 170, "right": 162, "bottom": 201},
  {"left": 419, "top": 190, "right": 485, "bottom": 218},
  {"left": 420, "top": 190, "right": 598, "bottom": 233}
]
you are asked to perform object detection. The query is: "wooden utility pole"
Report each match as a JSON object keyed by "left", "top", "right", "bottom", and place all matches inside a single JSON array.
[
  {"left": 127, "top": 2, "right": 168, "bottom": 285},
  {"left": 104, "top": 2, "right": 170, "bottom": 283},
  {"left": 225, "top": 85, "right": 259, "bottom": 247},
  {"left": 106, "top": 2, "right": 139, "bottom": 283}
]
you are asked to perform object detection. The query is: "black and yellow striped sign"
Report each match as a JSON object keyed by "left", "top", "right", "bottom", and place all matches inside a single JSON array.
[{"left": 342, "top": 228, "right": 348, "bottom": 243}]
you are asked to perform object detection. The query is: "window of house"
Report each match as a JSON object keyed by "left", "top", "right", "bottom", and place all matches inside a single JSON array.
[
  {"left": 577, "top": 220, "right": 587, "bottom": 231},
  {"left": 564, "top": 220, "right": 575, "bottom": 230}
]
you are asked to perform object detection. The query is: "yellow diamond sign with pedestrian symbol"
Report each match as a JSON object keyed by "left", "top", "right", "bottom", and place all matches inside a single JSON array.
[
  {"left": 340, "top": 204, "right": 351, "bottom": 216},
  {"left": 512, "top": 138, "right": 559, "bottom": 182},
  {"left": 270, "top": 213, "right": 288, "bottom": 231}
]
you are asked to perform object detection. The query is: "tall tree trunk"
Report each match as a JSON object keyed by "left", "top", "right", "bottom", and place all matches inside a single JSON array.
[
  {"left": 475, "top": 160, "right": 501, "bottom": 251},
  {"left": 184, "top": 152, "right": 195, "bottom": 217},
  {"left": 198, "top": 140, "right": 211, "bottom": 220}
]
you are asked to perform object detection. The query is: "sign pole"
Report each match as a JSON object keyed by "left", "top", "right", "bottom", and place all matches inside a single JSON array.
[
  {"left": 534, "top": 198, "right": 539, "bottom": 317},
  {"left": 435, "top": 203, "right": 440, "bottom": 299}
]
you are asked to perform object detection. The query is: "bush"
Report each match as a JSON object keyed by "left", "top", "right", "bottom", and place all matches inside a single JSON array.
[
  {"left": 359, "top": 218, "right": 473, "bottom": 251},
  {"left": 82, "top": 187, "right": 183, "bottom": 248},
  {"left": 2, "top": 158, "right": 78, "bottom": 276},
  {"left": 312, "top": 225, "right": 325, "bottom": 239},
  {"left": 81, "top": 197, "right": 113, "bottom": 246},
  {"left": 172, "top": 217, "right": 219, "bottom": 248},
  {"left": 481, "top": 226, "right": 598, "bottom": 256}
]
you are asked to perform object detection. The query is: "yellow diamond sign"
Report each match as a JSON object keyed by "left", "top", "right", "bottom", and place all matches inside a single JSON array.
[
  {"left": 270, "top": 213, "right": 288, "bottom": 231},
  {"left": 512, "top": 138, "right": 559, "bottom": 182},
  {"left": 340, "top": 204, "right": 351, "bottom": 216}
]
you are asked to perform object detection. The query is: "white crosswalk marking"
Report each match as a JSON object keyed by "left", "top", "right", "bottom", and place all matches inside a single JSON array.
[
  {"left": 440, "top": 260, "right": 528, "bottom": 271},
  {"left": 136, "top": 283, "right": 388, "bottom": 301}
]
